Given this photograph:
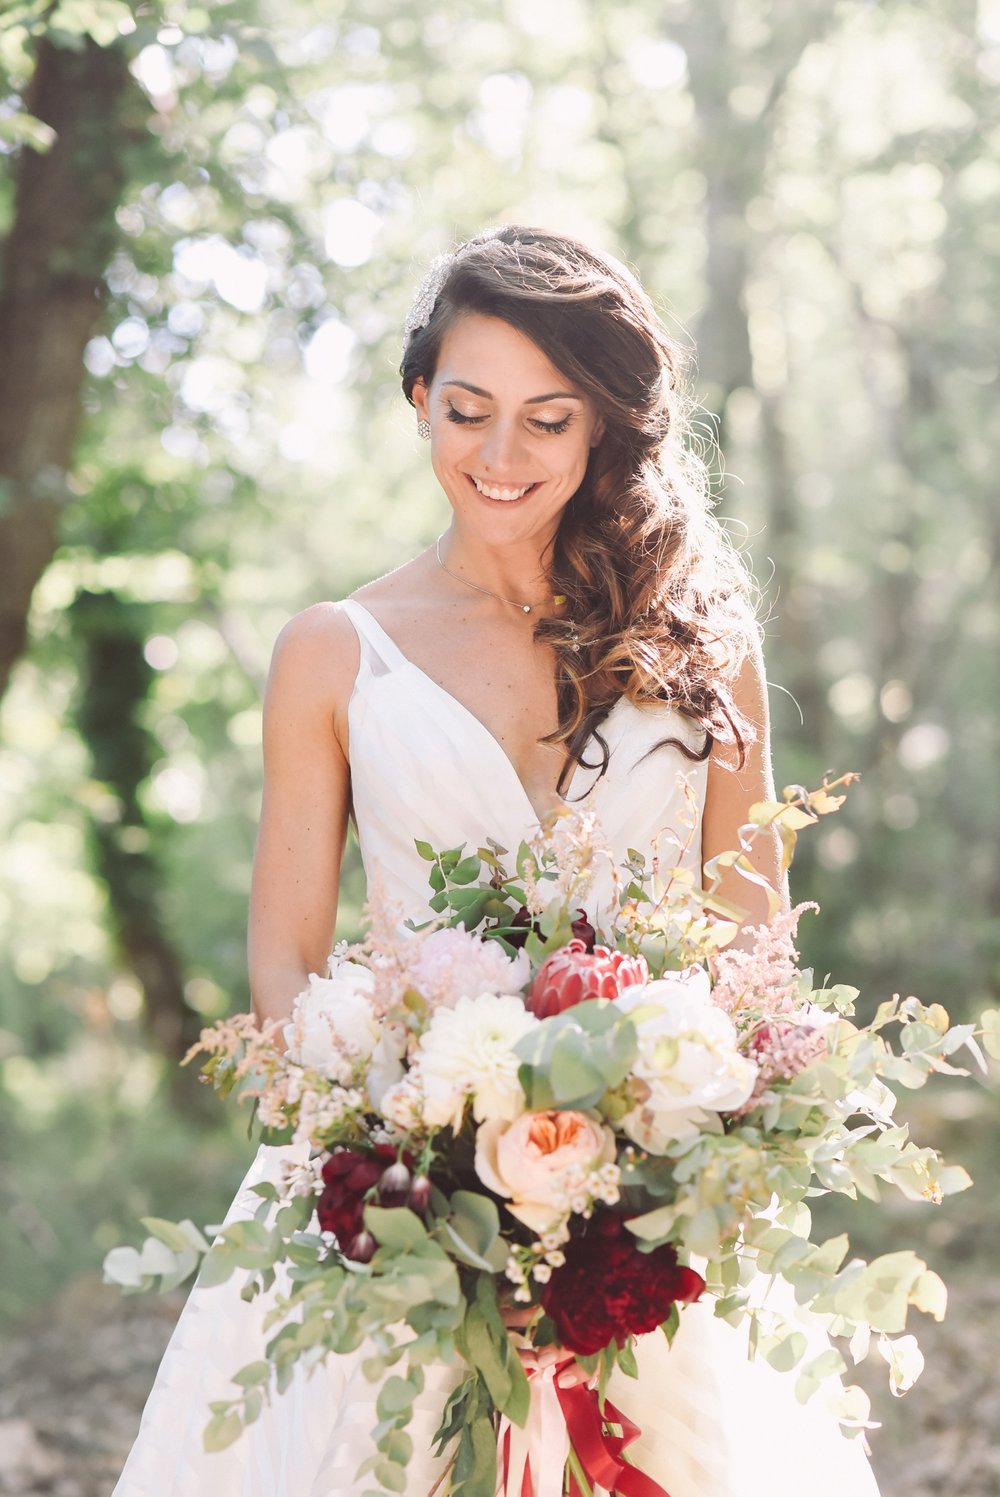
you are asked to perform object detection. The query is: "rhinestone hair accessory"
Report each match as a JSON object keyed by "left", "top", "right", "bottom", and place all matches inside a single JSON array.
[{"left": 402, "top": 227, "right": 509, "bottom": 352}]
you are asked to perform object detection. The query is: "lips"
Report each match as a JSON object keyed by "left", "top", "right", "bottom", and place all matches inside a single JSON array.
[{"left": 469, "top": 475, "right": 540, "bottom": 503}]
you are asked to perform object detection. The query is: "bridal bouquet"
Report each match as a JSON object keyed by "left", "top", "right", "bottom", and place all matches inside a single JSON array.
[{"left": 106, "top": 778, "right": 991, "bottom": 1497}]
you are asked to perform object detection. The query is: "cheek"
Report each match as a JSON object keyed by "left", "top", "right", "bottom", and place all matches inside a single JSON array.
[{"left": 563, "top": 436, "right": 595, "bottom": 480}]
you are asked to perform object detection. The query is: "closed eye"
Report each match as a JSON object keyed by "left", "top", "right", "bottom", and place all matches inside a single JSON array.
[
  {"left": 445, "top": 404, "right": 573, "bottom": 435},
  {"left": 445, "top": 406, "right": 487, "bottom": 426}
]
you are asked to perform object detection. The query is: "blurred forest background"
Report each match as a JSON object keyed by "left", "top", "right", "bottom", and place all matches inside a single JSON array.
[{"left": 0, "top": 0, "right": 997, "bottom": 1492}]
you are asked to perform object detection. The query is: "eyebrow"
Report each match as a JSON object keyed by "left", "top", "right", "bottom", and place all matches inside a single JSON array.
[{"left": 441, "top": 379, "right": 581, "bottom": 404}]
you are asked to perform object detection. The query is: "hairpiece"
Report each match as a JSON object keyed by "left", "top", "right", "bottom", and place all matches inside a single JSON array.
[{"left": 402, "top": 227, "right": 510, "bottom": 352}]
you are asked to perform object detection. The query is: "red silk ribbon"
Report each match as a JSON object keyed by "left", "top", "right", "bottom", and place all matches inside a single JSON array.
[
  {"left": 556, "top": 1379, "right": 671, "bottom": 1497},
  {"left": 498, "top": 1355, "right": 672, "bottom": 1497}
]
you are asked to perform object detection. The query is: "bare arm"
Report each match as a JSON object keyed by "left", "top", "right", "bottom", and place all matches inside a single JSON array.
[
  {"left": 247, "top": 604, "right": 359, "bottom": 1026},
  {"left": 701, "top": 635, "right": 788, "bottom": 930}
]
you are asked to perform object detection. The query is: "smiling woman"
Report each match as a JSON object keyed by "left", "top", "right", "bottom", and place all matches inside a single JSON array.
[
  {"left": 400, "top": 227, "right": 759, "bottom": 809},
  {"left": 112, "top": 226, "right": 880, "bottom": 1497}
]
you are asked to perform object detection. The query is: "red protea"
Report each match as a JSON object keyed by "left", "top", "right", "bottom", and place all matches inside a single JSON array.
[{"left": 528, "top": 939, "right": 648, "bottom": 1019}]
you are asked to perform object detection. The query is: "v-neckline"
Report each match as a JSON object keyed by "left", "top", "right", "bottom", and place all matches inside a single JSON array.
[{"left": 345, "top": 599, "right": 593, "bottom": 826}]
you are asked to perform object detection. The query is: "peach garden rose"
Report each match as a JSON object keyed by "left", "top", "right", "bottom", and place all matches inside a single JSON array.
[{"left": 474, "top": 1109, "right": 616, "bottom": 1234}]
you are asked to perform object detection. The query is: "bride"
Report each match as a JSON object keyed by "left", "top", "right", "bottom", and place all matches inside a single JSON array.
[{"left": 113, "top": 226, "right": 881, "bottom": 1495}]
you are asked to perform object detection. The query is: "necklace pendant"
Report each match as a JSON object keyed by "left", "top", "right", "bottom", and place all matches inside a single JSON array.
[{"left": 522, "top": 604, "right": 531, "bottom": 614}]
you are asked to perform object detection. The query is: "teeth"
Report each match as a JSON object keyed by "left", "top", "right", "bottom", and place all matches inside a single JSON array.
[{"left": 472, "top": 477, "right": 535, "bottom": 502}]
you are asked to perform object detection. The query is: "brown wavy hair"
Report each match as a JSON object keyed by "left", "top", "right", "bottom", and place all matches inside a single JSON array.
[{"left": 400, "top": 226, "right": 759, "bottom": 794}]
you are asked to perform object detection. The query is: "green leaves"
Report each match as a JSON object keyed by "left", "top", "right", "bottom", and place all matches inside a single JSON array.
[
  {"left": 449, "top": 1274, "right": 530, "bottom": 1493},
  {"left": 432, "top": 1276, "right": 530, "bottom": 1497},
  {"left": 363, "top": 1206, "right": 431, "bottom": 1254},
  {"left": 0, "top": 111, "right": 57, "bottom": 151},
  {"left": 433, "top": 1191, "right": 508, "bottom": 1273},
  {"left": 192, "top": 1189, "right": 469, "bottom": 1488},
  {"left": 203, "top": 1408, "right": 244, "bottom": 1453},
  {"left": 416, "top": 839, "right": 520, "bottom": 928},
  {"left": 515, "top": 1000, "right": 638, "bottom": 1110},
  {"left": 453, "top": 1412, "right": 502, "bottom": 1497},
  {"left": 103, "top": 1215, "right": 211, "bottom": 1295}
]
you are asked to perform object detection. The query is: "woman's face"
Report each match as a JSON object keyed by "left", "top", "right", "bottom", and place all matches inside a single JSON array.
[{"left": 412, "top": 313, "right": 603, "bottom": 548}]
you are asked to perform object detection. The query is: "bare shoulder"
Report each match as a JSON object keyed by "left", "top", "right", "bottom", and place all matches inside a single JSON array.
[{"left": 266, "top": 601, "right": 361, "bottom": 725}]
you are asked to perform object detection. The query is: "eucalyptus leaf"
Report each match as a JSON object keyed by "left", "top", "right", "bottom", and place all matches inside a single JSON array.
[
  {"left": 202, "top": 1410, "right": 244, "bottom": 1453},
  {"left": 364, "top": 1206, "right": 429, "bottom": 1252}
]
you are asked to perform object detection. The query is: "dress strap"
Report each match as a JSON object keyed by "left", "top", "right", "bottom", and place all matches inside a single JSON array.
[{"left": 340, "top": 598, "right": 412, "bottom": 677}]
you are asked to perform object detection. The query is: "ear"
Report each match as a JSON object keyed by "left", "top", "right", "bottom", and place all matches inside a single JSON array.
[
  {"left": 412, "top": 378, "right": 430, "bottom": 422},
  {"left": 590, "top": 416, "right": 606, "bottom": 448}
]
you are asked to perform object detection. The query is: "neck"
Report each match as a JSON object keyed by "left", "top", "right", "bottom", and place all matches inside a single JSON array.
[{"left": 437, "top": 524, "right": 555, "bottom": 610}]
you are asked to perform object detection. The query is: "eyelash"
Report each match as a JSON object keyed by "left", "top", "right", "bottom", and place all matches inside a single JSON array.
[{"left": 444, "top": 405, "right": 572, "bottom": 435}]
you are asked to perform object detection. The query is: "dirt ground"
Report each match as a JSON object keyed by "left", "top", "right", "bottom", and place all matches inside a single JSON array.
[{"left": 0, "top": 1273, "right": 995, "bottom": 1496}]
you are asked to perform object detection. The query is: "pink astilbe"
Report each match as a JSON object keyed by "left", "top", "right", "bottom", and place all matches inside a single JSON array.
[
  {"left": 348, "top": 865, "right": 439, "bottom": 1020},
  {"left": 185, "top": 1010, "right": 283, "bottom": 1082},
  {"left": 185, "top": 1010, "right": 298, "bottom": 1124},
  {"left": 710, "top": 902, "right": 818, "bottom": 1023},
  {"left": 186, "top": 1009, "right": 368, "bottom": 1147},
  {"left": 733, "top": 1017, "right": 829, "bottom": 1116}
]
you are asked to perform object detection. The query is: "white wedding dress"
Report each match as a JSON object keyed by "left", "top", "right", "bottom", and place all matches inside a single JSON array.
[{"left": 113, "top": 599, "right": 881, "bottom": 1497}]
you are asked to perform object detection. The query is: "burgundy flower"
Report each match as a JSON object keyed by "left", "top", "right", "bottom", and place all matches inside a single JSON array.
[
  {"left": 528, "top": 940, "right": 649, "bottom": 1019},
  {"left": 570, "top": 911, "right": 597, "bottom": 951},
  {"left": 377, "top": 1161, "right": 412, "bottom": 1208},
  {"left": 541, "top": 1215, "right": 704, "bottom": 1356},
  {"left": 407, "top": 1174, "right": 432, "bottom": 1213},
  {"left": 507, "top": 906, "right": 597, "bottom": 954},
  {"left": 317, "top": 1146, "right": 415, "bottom": 1261}
]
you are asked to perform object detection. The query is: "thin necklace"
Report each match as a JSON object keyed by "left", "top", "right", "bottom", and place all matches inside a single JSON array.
[{"left": 434, "top": 536, "right": 564, "bottom": 615}]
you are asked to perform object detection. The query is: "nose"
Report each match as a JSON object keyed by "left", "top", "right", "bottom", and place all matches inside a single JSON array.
[{"left": 478, "top": 417, "right": 527, "bottom": 474}]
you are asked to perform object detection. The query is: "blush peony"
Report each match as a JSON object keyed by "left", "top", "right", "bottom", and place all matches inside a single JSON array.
[
  {"left": 406, "top": 926, "right": 530, "bottom": 1009},
  {"left": 528, "top": 940, "right": 649, "bottom": 1018},
  {"left": 541, "top": 1214, "right": 705, "bottom": 1355},
  {"left": 474, "top": 1110, "right": 616, "bottom": 1233}
]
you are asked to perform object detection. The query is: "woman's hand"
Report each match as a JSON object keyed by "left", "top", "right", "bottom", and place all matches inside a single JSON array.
[{"left": 500, "top": 1303, "right": 593, "bottom": 1389}]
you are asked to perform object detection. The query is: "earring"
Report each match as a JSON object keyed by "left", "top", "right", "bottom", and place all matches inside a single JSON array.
[{"left": 417, "top": 419, "right": 431, "bottom": 441}]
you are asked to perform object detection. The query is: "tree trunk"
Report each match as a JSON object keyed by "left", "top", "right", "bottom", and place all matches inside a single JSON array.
[
  {"left": 70, "top": 589, "right": 206, "bottom": 1104},
  {"left": 0, "top": 37, "right": 138, "bottom": 705},
  {"left": 680, "top": 2, "right": 834, "bottom": 752}
]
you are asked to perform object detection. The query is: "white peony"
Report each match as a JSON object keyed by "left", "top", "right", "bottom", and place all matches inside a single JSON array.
[
  {"left": 616, "top": 970, "right": 758, "bottom": 1152},
  {"left": 283, "top": 958, "right": 404, "bottom": 1106},
  {"left": 413, "top": 992, "right": 538, "bottom": 1132},
  {"left": 406, "top": 926, "right": 531, "bottom": 1009}
]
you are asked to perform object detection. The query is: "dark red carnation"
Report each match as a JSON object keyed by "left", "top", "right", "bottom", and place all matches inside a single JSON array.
[
  {"left": 540, "top": 1215, "right": 704, "bottom": 1356},
  {"left": 507, "top": 906, "right": 597, "bottom": 954}
]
